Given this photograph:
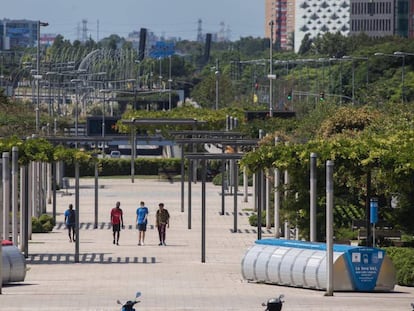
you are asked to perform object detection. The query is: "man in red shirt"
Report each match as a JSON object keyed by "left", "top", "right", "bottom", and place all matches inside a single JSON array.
[{"left": 110, "top": 201, "right": 124, "bottom": 245}]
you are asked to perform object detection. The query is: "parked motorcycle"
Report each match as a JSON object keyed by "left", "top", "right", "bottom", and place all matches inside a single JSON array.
[
  {"left": 262, "top": 294, "right": 284, "bottom": 311},
  {"left": 117, "top": 292, "right": 141, "bottom": 311}
]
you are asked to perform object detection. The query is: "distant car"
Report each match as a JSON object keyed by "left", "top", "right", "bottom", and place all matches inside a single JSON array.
[{"left": 110, "top": 151, "right": 121, "bottom": 158}]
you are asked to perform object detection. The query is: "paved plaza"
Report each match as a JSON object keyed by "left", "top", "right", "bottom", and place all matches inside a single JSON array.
[{"left": 1, "top": 178, "right": 414, "bottom": 310}]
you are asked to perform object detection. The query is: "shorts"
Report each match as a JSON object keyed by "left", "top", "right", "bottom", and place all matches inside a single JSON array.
[
  {"left": 66, "top": 224, "right": 75, "bottom": 230},
  {"left": 112, "top": 223, "right": 121, "bottom": 232},
  {"left": 138, "top": 223, "right": 147, "bottom": 232}
]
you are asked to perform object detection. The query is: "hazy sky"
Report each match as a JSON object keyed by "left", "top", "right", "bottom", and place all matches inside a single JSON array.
[{"left": 3, "top": 0, "right": 265, "bottom": 41}]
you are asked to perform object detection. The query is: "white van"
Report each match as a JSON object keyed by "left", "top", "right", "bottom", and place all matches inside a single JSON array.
[{"left": 110, "top": 151, "right": 121, "bottom": 158}]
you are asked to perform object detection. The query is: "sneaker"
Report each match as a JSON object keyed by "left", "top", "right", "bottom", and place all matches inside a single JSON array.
[
  {"left": 113, "top": 240, "right": 115, "bottom": 244},
  {"left": 158, "top": 242, "right": 162, "bottom": 246},
  {"left": 138, "top": 242, "right": 141, "bottom": 246},
  {"left": 162, "top": 242, "right": 167, "bottom": 246},
  {"left": 116, "top": 242, "right": 119, "bottom": 246},
  {"left": 141, "top": 242, "right": 145, "bottom": 246}
]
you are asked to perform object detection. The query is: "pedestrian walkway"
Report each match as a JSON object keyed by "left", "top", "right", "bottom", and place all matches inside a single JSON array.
[{"left": 1, "top": 178, "right": 413, "bottom": 310}]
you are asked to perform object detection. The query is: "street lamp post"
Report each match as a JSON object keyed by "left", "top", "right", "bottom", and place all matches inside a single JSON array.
[
  {"left": 46, "top": 71, "right": 57, "bottom": 117},
  {"left": 168, "top": 55, "right": 172, "bottom": 110},
  {"left": 70, "top": 79, "right": 83, "bottom": 143},
  {"left": 215, "top": 59, "right": 220, "bottom": 110},
  {"left": 269, "top": 20, "right": 274, "bottom": 117},
  {"left": 99, "top": 89, "right": 111, "bottom": 139},
  {"left": 393, "top": 51, "right": 414, "bottom": 103},
  {"left": 36, "top": 21, "right": 49, "bottom": 132},
  {"left": 374, "top": 52, "right": 406, "bottom": 103},
  {"left": 342, "top": 56, "right": 369, "bottom": 104}
]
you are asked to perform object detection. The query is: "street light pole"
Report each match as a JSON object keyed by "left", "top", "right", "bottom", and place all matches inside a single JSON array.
[
  {"left": 168, "top": 55, "right": 172, "bottom": 110},
  {"left": 342, "top": 56, "right": 369, "bottom": 104},
  {"left": 36, "top": 21, "right": 49, "bottom": 132},
  {"left": 215, "top": 59, "right": 220, "bottom": 110},
  {"left": 99, "top": 89, "right": 111, "bottom": 138},
  {"left": 269, "top": 20, "right": 274, "bottom": 117},
  {"left": 70, "top": 79, "right": 83, "bottom": 144},
  {"left": 393, "top": 51, "right": 414, "bottom": 103},
  {"left": 374, "top": 52, "right": 405, "bottom": 103}
]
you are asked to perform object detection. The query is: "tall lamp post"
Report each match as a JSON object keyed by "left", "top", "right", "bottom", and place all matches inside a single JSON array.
[
  {"left": 45, "top": 71, "right": 57, "bottom": 117},
  {"left": 394, "top": 51, "right": 414, "bottom": 103},
  {"left": 342, "top": 56, "right": 369, "bottom": 104},
  {"left": 36, "top": 21, "right": 49, "bottom": 132},
  {"left": 374, "top": 52, "right": 405, "bottom": 103},
  {"left": 168, "top": 55, "right": 172, "bottom": 110},
  {"left": 268, "top": 20, "right": 274, "bottom": 117},
  {"left": 99, "top": 89, "right": 111, "bottom": 139},
  {"left": 215, "top": 59, "right": 220, "bottom": 110},
  {"left": 70, "top": 79, "right": 83, "bottom": 144}
]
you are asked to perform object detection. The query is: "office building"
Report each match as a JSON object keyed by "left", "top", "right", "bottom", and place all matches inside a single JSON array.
[{"left": 1, "top": 19, "right": 39, "bottom": 50}]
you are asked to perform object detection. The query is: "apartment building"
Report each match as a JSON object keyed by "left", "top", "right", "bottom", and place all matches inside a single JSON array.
[{"left": 265, "top": 0, "right": 295, "bottom": 50}]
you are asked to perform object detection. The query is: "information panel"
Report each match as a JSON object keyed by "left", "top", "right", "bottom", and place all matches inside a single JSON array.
[{"left": 344, "top": 248, "right": 385, "bottom": 291}]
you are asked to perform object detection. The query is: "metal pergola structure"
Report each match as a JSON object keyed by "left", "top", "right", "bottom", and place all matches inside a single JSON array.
[
  {"left": 185, "top": 153, "right": 244, "bottom": 263},
  {"left": 121, "top": 118, "right": 206, "bottom": 183},
  {"left": 45, "top": 124, "right": 262, "bottom": 264},
  {"left": 170, "top": 130, "right": 260, "bottom": 263},
  {"left": 173, "top": 135, "right": 258, "bottom": 218}
]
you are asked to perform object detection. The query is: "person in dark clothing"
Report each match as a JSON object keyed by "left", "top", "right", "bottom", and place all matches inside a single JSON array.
[
  {"left": 64, "top": 204, "right": 76, "bottom": 242},
  {"left": 110, "top": 201, "right": 124, "bottom": 245},
  {"left": 155, "top": 203, "right": 170, "bottom": 246}
]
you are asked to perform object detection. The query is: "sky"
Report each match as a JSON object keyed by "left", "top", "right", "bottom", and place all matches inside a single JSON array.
[{"left": 3, "top": 0, "right": 265, "bottom": 42}]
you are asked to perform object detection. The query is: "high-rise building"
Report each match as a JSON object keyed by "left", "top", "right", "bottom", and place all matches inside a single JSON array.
[
  {"left": 294, "top": 0, "right": 351, "bottom": 52},
  {"left": 265, "top": 0, "right": 414, "bottom": 53},
  {"left": 265, "top": 0, "right": 295, "bottom": 50}
]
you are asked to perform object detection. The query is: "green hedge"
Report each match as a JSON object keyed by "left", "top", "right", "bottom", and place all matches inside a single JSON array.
[
  {"left": 64, "top": 158, "right": 182, "bottom": 177},
  {"left": 384, "top": 247, "right": 414, "bottom": 287}
]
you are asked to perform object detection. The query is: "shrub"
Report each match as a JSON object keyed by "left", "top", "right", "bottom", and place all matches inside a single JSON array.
[
  {"left": 248, "top": 211, "right": 273, "bottom": 227},
  {"left": 384, "top": 247, "right": 414, "bottom": 286},
  {"left": 32, "top": 214, "right": 55, "bottom": 233},
  {"left": 31, "top": 217, "right": 43, "bottom": 233}
]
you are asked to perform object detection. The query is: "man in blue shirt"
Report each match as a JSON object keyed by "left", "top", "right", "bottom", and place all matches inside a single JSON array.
[
  {"left": 136, "top": 201, "right": 149, "bottom": 246},
  {"left": 64, "top": 204, "right": 76, "bottom": 242}
]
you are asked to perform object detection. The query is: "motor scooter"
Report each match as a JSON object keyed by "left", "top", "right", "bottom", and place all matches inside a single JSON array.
[
  {"left": 117, "top": 292, "right": 141, "bottom": 311},
  {"left": 262, "top": 294, "right": 284, "bottom": 311}
]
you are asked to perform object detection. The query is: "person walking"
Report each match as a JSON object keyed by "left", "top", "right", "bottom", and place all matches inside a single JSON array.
[
  {"left": 136, "top": 201, "right": 149, "bottom": 246},
  {"left": 110, "top": 201, "right": 124, "bottom": 245},
  {"left": 64, "top": 203, "right": 76, "bottom": 242},
  {"left": 155, "top": 202, "right": 170, "bottom": 246}
]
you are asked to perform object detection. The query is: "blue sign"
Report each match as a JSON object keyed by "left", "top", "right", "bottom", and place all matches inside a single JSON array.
[
  {"left": 149, "top": 41, "right": 175, "bottom": 59},
  {"left": 370, "top": 198, "right": 378, "bottom": 224},
  {"left": 344, "top": 248, "right": 385, "bottom": 291}
]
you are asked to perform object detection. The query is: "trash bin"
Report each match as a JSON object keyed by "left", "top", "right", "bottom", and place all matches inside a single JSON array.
[{"left": 2, "top": 240, "right": 26, "bottom": 284}]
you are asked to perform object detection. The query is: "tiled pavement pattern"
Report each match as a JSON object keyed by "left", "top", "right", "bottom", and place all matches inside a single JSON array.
[{"left": 1, "top": 178, "right": 413, "bottom": 310}]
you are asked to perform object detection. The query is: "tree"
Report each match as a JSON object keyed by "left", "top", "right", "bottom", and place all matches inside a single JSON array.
[{"left": 298, "top": 33, "right": 312, "bottom": 55}]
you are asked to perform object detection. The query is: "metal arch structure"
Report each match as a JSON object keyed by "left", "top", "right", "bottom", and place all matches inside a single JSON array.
[
  {"left": 76, "top": 49, "right": 138, "bottom": 82},
  {"left": 78, "top": 49, "right": 101, "bottom": 72}
]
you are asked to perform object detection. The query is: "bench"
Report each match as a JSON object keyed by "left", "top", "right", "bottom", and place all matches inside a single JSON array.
[
  {"left": 158, "top": 167, "right": 180, "bottom": 182},
  {"left": 357, "top": 228, "right": 402, "bottom": 241}
]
